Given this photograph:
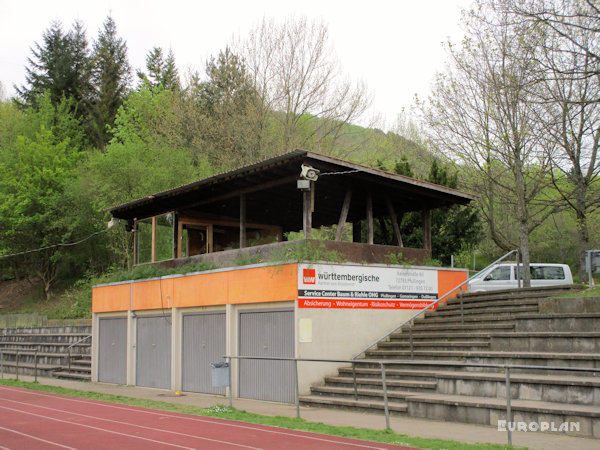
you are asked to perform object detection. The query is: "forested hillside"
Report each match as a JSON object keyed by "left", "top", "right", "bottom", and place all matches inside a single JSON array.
[{"left": 1, "top": 3, "right": 599, "bottom": 310}]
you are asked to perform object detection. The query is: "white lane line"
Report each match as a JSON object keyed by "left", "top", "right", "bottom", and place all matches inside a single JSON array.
[
  {"left": 0, "top": 424, "right": 77, "bottom": 449},
  {"left": 0, "top": 385, "right": 389, "bottom": 449},
  {"left": 0, "top": 405, "right": 194, "bottom": 449},
  {"left": 0, "top": 399, "right": 260, "bottom": 450}
]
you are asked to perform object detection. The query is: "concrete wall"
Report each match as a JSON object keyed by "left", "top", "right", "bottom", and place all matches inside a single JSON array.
[{"left": 295, "top": 307, "right": 415, "bottom": 394}]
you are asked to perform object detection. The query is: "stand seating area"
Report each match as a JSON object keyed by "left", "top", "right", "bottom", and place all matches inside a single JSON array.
[
  {"left": 0, "top": 325, "right": 91, "bottom": 381},
  {"left": 300, "top": 286, "right": 600, "bottom": 438}
]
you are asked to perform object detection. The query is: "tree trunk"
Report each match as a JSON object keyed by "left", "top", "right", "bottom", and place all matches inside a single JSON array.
[{"left": 575, "top": 182, "right": 590, "bottom": 282}]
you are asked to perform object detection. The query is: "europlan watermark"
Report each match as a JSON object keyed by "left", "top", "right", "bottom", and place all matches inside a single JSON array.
[{"left": 498, "top": 420, "right": 580, "bottom": 433}]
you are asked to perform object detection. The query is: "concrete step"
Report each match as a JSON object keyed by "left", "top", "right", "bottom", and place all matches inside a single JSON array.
[
  {"left": 61, "top": 364, "right": 91, "bottom": 372},
  {"left": 378, "top": 340, "right": 491, "bottom": 351},
  {"left": 515, "top": 314, "right": 600, "bottom": 332},
  {"left": 0, "top": 360, "right": 62, "bottom": 372},
  {"left": 53, "top": 371, "right": 91, "bottom": 381},
  {"left": 410, "top": 322, "right": 516, "bottom": 332},
  {"left": 364, "top": 349, "right": 600, "bottom": 364},
  {"left": 431, "top": 304, "right": 539, "bottom": 317},
  {"left": 324, "top": 376, "right": 437, "bottom": 391},
  {"left": 311, "top": 385, "right": 417, "bottom": 401},
  {"left": 0, "top": 333, "right": 91, "bottom": 344},
  {"left": 390, "top": 331, "right": 493, "bottom": 341},
  {"left": 490, "top": 332, "right": 600, "bottom": 353},
  {"left": 338, "top": 366, "right": 440, "bottom": 381},
  {"left": 434, "top": 371, "right": 600, "bottom": 405},
  {"left": 438, "top": 297, "right": 540, "bottom": 312},
  {"left": 318, "top": 370, "right": 600, "bottom": 407},
  {"left": 0, "top": 326, "right": 91, "bottom": 335},
  {"left": 299, "top": 395, "right": 408, "bottom": 414},
  {"left": 413, "top": 312, "right": 534, "bottom": 325},
  {"left": 458, "top": 285, "right": 581, "bottom": 303},
  {"left": 0, "top": 343, "right": 90, "bottom": 354},
  {"left": 406, "top": 394, "right": 600, "bottom": 437}
]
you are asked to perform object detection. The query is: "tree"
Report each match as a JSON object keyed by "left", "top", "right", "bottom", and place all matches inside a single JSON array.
[
  {"left": 16, "top": 21, "right": 92, "bottom": 115},
  {"left": 500, "top": 0, "right": 600, "bottom": 86},
  {"left": 0, "top": 124, "right": 82, "bottom": 299},
  {"left": 137, "top": 47, "right": 180, "bottom": 91},
  {"left": 90, "top": 16, "right": 132, "bottom": 149},
  {"left": 236, "top": 17, "right": 372, "bottom": 155},
  {"left": 421, "top": 1, "right": 557, "bottom": 286},
  {"left": 396, "top": 159, "right": 482, "bottom": 265},
  {"left": 499, "top": 0, "right": 600, "bottom": 282},
  {"left": 194, "top": 47, "right": 265, "bottom": 166},
  {"left": 81, "top": 87, "right": 215, "bottom": 269}
]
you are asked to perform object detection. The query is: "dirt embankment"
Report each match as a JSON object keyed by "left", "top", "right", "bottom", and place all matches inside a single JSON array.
[{"left": 0, "top": 278, "right": 37, "bottom": 312}]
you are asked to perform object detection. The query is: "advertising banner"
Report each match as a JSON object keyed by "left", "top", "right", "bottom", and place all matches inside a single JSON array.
[{"left": 298, "top": 263, "right": 439, "bottom": 309}]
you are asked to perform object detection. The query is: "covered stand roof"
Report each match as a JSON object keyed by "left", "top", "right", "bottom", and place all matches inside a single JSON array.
[{"left": 107, "top": 150, "right": 475, "bottom": 230}]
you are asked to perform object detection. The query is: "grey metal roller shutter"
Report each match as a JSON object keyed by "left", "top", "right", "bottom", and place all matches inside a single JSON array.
[
  {"left": 239, "top": 309, "right": 294, "bottom": 403},
  {"left": 136, "top": 315, "right": 172, "bottom": 389},
  {"left": 182, "top": 312, "right": 226, "bottom": 394},
  {"left": 98, "top": 317, "right": 127, "bottom": 384}
]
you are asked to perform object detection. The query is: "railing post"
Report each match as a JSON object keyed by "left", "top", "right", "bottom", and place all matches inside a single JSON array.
[
  {"left": 516, "top": 250, "right": 521, "bottom": 289},
  {"left": 34, "top": 350, "right": 38, "bottom": 383},
  {"left": 460, "top": 294, "right": 464, "bottom": 324},
  {"left": 409, "top": 322, "right": 414, "bottom": 359},
  {"left": 294, "top": 359, "right": 300, "bottom": 418},
  {"left": 380, "top": 363, "right": 390, "bottom": 429},
  {"left": 228, "top": 357, "right": 233, "bottom": 408},
  {"left": 68, "top": 348, "right": 71, "bottom": 373},
  {"left": 505, "top": 366, "right": 512, "bottom": 446},
  {"left": 352, "top": 362, "right": 358, "bottom": 400},
  {"left": 16, "top": 350, "right": 19, "bottom": 380},
  {"left": 0, "top": 349, "right": 3, "bottom": 379}
]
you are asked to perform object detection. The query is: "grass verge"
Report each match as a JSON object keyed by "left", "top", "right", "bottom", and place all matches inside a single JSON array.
[{"left": 0, "top": 379, "right": 523, "bottom": 449}]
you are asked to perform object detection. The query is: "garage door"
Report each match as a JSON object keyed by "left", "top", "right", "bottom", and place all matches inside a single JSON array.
[
  {"left": 98, "top": 317, "right": 127, "bottom": 384},
  {"left": 238, "top": 309, "right": 294, "bottom": 403},
  {"left": 136, "top": 315, "right": 171, "bottom": 389},
  {"left": 182, "top": 312, "right": 226, "bottom": 394}
]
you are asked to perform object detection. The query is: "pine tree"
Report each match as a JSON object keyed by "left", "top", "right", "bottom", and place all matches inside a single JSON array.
[
  {"left": 137, "top": 47, "right": 180, "bottom": 91},
  {"left": 16, "top": 21, "right": 92, "bottom": 113},
  {"left": 90, "top": 16, "right": 132, "bottom": 149}
]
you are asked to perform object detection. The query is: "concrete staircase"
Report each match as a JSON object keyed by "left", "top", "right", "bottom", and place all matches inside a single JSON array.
[
  {"left": 300, "top": 286, "right": 600, "bottom": 437},
  {"left": 0, "top": 325, "right": 91, "bottom": 381}
]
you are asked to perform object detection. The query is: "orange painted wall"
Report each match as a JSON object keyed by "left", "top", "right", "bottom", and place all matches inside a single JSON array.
[
  {"left": 92, "top": 264, "right": 298, "bottom": 313},
  {"left": 437, "top": 269, "right": 468, "bottom": 301},
  {"left": 92, "top": 264, "right": 466, "bottom": 313},
  {"left": 92, "top": 282, "right": 131, "bottom": 313}
]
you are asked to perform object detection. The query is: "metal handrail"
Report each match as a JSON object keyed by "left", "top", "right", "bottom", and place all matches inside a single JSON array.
[
  {"left": 351, "top": 249, "right": 519, "bottom": 360},
  {"left": 65, "top": 335, "right": 91, "bottom": 373},
  {"left": 226, "top": 354, "right": 600, "bottom": 445}
]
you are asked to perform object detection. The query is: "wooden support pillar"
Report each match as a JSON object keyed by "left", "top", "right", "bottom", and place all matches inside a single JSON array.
[
  {"left": 172, "top": 212, "right": 178, "bottom": 259},
  {"left": 151, "top": 216, "right": 157, "bottom": 262},
  {"left": 335, "top": 188, "right": 352, "bottom": 241},
  {"left": 303, "top": 186, "right": 312, "bottom": 239},
  {"left": 366, "top": 193, "right": 374, "bottom": 245},
  {"left": 239, "top": 194, "right": 246, "bottom": 248},
  {"left": 422, "top": 209, "right": 432, "bottom": 252},
  {"left": 133, "top": 222, "right": 138, "bottom": 266},
  {"left": 385, "top": 196, "right": 403, "bottom": 247}
]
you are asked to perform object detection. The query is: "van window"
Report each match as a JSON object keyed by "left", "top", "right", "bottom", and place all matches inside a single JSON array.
[
  {"left": 487, "top": 266, "right": 511, "bottom": 280},
  {"left": 521, "top": 266, "right": 565, "bottom": 280},
  {"left": 538, "top": 266, "right": 565, "bottom": 280}
]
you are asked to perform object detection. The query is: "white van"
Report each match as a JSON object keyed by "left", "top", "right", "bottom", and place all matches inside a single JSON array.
[{"left": 467, "top": 263, "right": 573, "bottom": 292}]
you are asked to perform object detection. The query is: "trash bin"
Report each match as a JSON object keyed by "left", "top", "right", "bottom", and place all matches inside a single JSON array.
[{"left": 211, "top": 361, "right": 230, "bottom": 387}]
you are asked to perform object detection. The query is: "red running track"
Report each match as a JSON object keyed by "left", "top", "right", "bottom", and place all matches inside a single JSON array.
[{"left": 0, "top": 385, "right": 414, "bottom": 449}]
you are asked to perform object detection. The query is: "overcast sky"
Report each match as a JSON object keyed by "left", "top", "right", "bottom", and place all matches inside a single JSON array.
[{"left": 0, "top": 0, "right": 472, "bottom": 129}]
